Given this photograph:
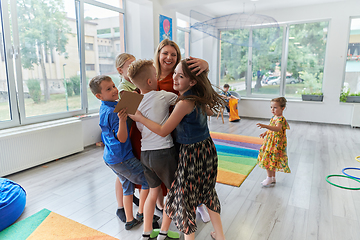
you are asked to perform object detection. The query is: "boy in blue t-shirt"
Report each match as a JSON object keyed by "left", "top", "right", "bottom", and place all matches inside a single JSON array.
[{"left": 89, "top": 75, "right": 149, "bottom": 230}]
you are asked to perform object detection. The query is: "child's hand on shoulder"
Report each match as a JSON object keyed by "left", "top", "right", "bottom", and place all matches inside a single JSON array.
[{"left": 117, "top": 108, "right": 127, "bottom": 122}]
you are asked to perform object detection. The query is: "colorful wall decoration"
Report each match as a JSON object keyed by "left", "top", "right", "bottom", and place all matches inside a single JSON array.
[{"left": 159, "top": 14, "right": 172, "bottom": 42}]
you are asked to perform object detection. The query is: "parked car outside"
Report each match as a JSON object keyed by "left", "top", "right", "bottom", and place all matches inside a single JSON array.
[
  {"left": 267, "top": 76, "right": 300, "bottom": 85},
  {"left": 262, "top": 76, "right": 279, "bottom": 84}
]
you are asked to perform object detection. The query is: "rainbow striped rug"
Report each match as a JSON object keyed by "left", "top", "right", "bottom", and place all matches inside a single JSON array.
[
  {"left": 211, "top": 132, "right": 262, "bottom": 187},
  {"left": 0, "top": 208, "right": 117, "bottom": 240}
]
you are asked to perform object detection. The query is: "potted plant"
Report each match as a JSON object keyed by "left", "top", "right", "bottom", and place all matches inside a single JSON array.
[
  {"left": 300, "top": 72, "right": 323, "bottom": 101},
  {"left": 340, "top": 88, "right": 349, "bottom": 103},
  {"left": 346, "top": 93, "right": 360, "bottom": 103},
  {"left": 301, "top": 89, "right": 324, "bottom": 101},
  {"left": 340, "top": 88, "right": 360, "bottom": 103}
]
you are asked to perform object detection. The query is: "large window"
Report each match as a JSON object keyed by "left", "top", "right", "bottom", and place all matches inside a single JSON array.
[
  {"left": 344, "top": 17, "right": 360, "bottom": 96},
  {"left": 219, "top": 29, "right": 249, "bottom": 93},
  {"left": 13, "top": 1, "right": 81, "bottom": 119},
  {"left": 285, "top": 22, "right": 328, "bottom": 97},
  {"left": 83, "top": 3, "right": 125, "bottom": 110},
  {"left": 0, "top": 16, "right": 11, "bottom": 122},
  {"left": 176, "top": 19, "right": 190, "bottom": 59},
  {"left": 220, "top": 20, "right": 329, "bottom": 98},
  {"left": 0, "top": 0, "right": 125, "bottom": 129},
  {"left": 250, "top": 27, "right": 283, "bottom": 97}
]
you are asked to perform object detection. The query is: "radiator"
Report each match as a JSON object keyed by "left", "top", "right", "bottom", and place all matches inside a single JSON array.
[
  {"left": 351, "top": 104, "right": 360, "bottom": 128},
  {"left": 0, "top": 118, "right": 84, "bottom": 177}
]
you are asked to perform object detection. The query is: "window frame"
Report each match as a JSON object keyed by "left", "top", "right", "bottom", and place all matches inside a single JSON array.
[
  {"left": 0, "top": 0, "right": 126, "bottom": 129},
  {"left": 342, "top": 16, "right": 360, "bottom": 96},
  {"left": 217, "top": 18, "right": 330, "bottom": 99}
]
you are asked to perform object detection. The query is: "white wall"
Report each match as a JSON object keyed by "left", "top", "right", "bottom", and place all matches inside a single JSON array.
[
  {"left": 186, "top": 0, "right": 359, "bottom": 125},
  {"left": 81, "top": 114, "right": 102, "bottom": 147},
  {"left": 125, "top": 0, "right": 154, "bottom": 59}
]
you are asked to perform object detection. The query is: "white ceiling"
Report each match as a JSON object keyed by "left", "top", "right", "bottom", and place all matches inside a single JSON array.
[{"left": 161, "top": 0, "right": 350, "bottom": 17}]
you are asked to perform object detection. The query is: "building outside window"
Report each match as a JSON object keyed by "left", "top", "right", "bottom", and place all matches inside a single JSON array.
[{"left": 0, "top": 0, "right": 126, "bottom": 129}]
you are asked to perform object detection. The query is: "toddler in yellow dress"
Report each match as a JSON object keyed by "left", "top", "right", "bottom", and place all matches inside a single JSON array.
[{"left": 256, "top": 97, "right": 291, "bottom": 186}]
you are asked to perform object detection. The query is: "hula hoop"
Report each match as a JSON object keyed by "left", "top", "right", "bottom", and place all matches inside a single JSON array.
[
  {"left": 326, "top": 174, "right": 360, "bottom": 190},
  {"left": 356, "top": 156, "right": 360, "bottom": 163},
  {"left": 342, "top": 167, "right": 360, "bottom": 180}
]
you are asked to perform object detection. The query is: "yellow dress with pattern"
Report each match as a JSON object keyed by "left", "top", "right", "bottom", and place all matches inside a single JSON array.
[{"left": 257, "top": 116, "right": 291, "bottom": 173}]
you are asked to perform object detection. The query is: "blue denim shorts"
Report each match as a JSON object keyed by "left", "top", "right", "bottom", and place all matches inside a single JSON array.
[{"left": 106, "top": 157, "right": 149, "bottom": 196}]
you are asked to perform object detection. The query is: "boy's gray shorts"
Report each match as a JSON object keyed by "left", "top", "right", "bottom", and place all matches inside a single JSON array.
[{"left": 141, "top": 146, "right": 178, "bottom": 189}]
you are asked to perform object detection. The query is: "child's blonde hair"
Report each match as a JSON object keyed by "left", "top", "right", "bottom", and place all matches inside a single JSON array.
[
  {"left": 154, "top": 39, "right": 181, "bottom": 79},
  {"left": 115, "top": 53, "right": 135, "bottom": 70},
  {"left": 127, "top": 59, "right": 154, "bottom": 89},
  {"left": 178, "top": 59, "right": 225, "bottom": 114},
  {"left": 89, "top": 75, "right": 112, "bottom": 95},
  {"left": 271, "top": 97, "right": 287, "bottom": 108}
]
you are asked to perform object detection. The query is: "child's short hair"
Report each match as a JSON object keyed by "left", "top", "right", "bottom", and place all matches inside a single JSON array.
[
  {"left": 89, "top": 75, "right": 112, "bottom": 95},
  {"left": 223, "top": 84, "right": 230, "bottom": 88},
  {"left": 271, "top": 97, "right": 287, "bottom": 108},
  {"left": 127, "top": 59, "right": 154, "bottom": 89},
  {"left": 115, "top": 53, "right": 135, "bottom": 69}
]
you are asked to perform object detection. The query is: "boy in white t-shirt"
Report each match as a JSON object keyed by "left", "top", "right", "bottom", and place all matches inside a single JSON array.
[{"left": 128, "top": 59, "right": 179, "bottom": 240}]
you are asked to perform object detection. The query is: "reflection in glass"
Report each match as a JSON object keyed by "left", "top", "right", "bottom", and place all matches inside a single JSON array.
[
  {"left": 84, "top": 3, "right": 125, "bottom": 110},
  {"left": 177, "top": 29, "right": 189, "bottom": 59},
  {"left": 0, "top": 19, "right": 11, "bottom": 121},
  {"left": 16, "top": 1, "right": 81, "bottom": 117},
  {"left": 220, "top": 29, "right": 249, "bottom": 95},
  {"left": 285, "top": 22, "right": 329, "bottom": 97},
  {"left": 344, "top": 18, "right": 360, "bottom": 95}
]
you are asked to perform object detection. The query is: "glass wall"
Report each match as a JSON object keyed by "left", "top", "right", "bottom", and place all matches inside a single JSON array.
[
  {"left": 176, "top": 19, "right": 190, "bottom": 59},
  {"left": 0, "top": 17, "right": 10, "bottom": 122},
  {"left": 219, "top": 20, "right": 329, "bottom": 98},
  {"left": 251, "top": 27, "right": 283, "bottom": 96},
  {"left": 343, "top": 17, "right": 360, "bottom": 96},
  {"left": 14, "top": 0, "right": 81, "bottom": 117},
  {"left": 83, "top": 3, "right": 125, "bottom": 110},
  {"left": 0, "top": 0, "right": 126, "bottom": 129},
  {"left": 285, "top": 21, "right": 328, "bottom": 97},
  {"left": 219, "top": 29, "right": 249, "bottom": 93}
]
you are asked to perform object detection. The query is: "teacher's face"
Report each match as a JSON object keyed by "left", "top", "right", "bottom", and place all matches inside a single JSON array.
[{"left": 159, "top": 45, "right": 178, "bottom": 75}]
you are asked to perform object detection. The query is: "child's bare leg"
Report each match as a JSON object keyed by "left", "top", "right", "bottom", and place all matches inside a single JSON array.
[
  {"left": 123, "top": 194, "right": 134, "bottom": 222},
  {"left": 184, "top": 233, "right": 195, "bottom": 240},
  {"left": 157, "top": 189, "right": 175, "bottom": 240},
  {"left": 266, "top": 169, "right": 275, "bottom": 178},
  {"left": 156, "top": 190, "right": 164, "bottom": 211},
  {"left": 138, "top": 188, "right": 149, "bottom": 214},
  {"left": 143, "top": 186, "right": 160, "bottom": 232},
  {"left": 160, "top": 208, "right": 172, "bottom": 232},
  {"left": 115, "top": 178, "right": 124, "bottom": 207},
  {"left": 115, "top": 178, "right": 126, "bottom": 222},
  {"left": 207, "top": 207, "right": 225, "bottom": 240}
]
